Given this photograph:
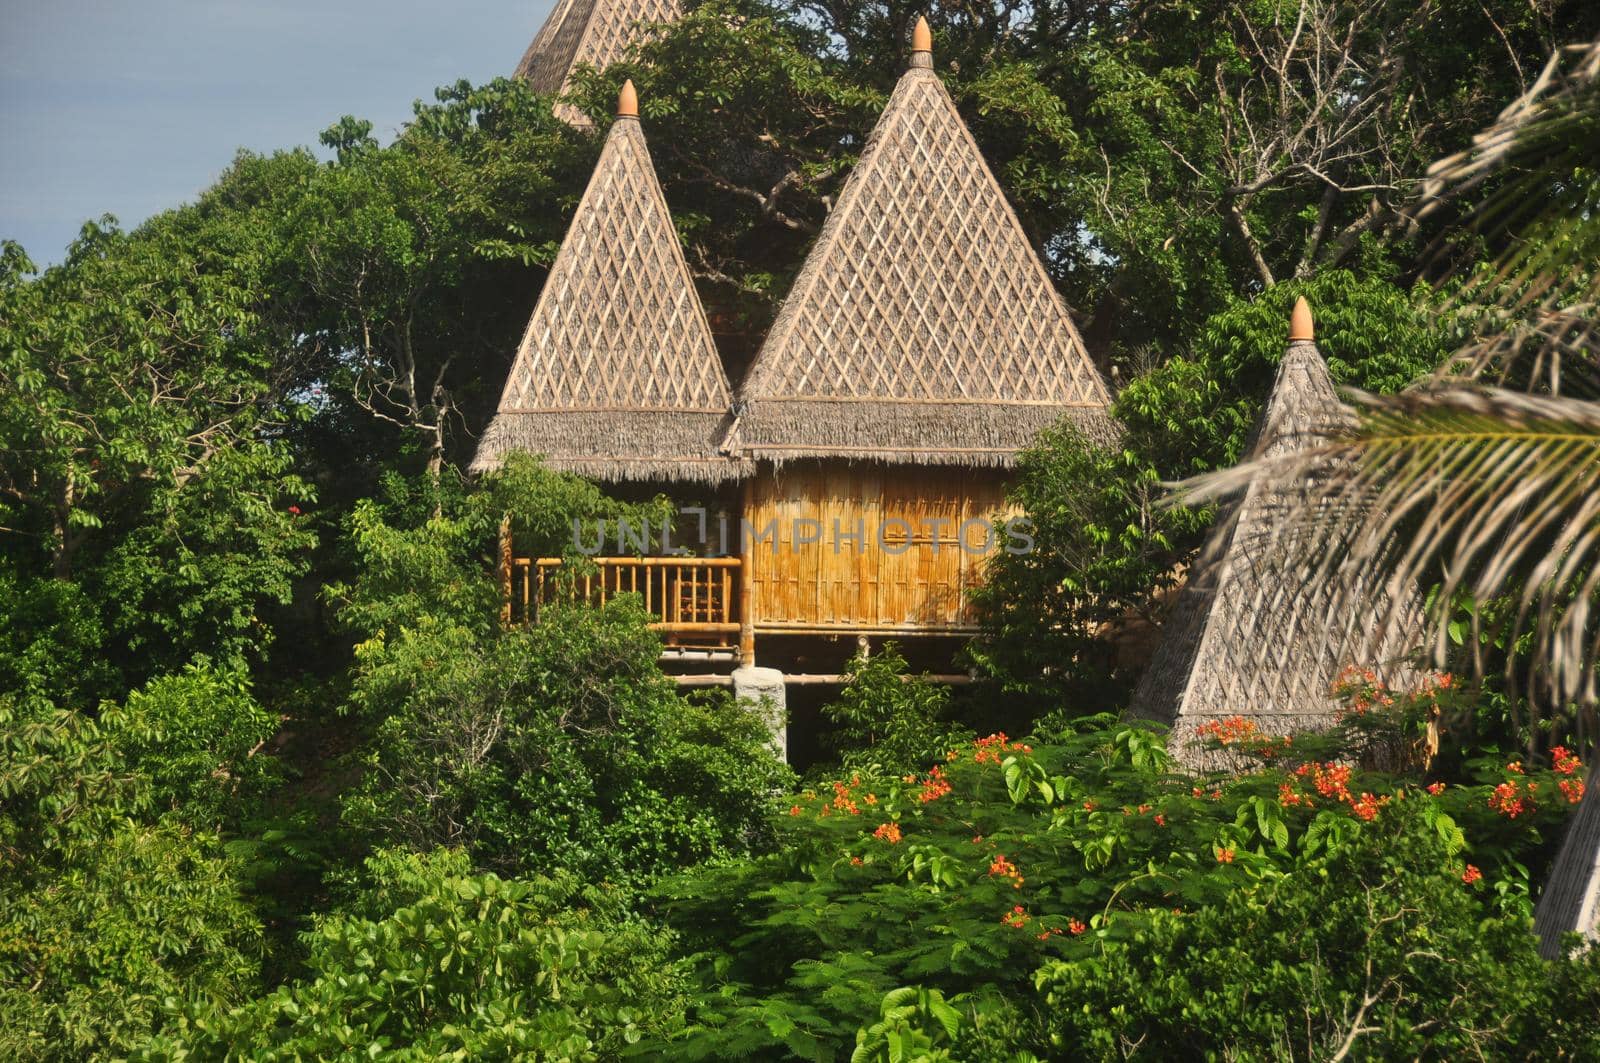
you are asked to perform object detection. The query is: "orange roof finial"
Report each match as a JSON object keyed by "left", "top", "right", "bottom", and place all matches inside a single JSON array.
[
  {"left": 1289, "top": 296, "right": 1313, "bottom": 342},
  {"left": 616, "top": 79, "right": 639, "bottom": 119},
  {"left": 910, "top": 17, "right": 933, "bottom": 69}
]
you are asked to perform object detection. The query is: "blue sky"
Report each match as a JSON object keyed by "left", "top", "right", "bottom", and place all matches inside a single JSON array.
[{"left": 1, "top": 1, "right": 556, "bottom": 262}]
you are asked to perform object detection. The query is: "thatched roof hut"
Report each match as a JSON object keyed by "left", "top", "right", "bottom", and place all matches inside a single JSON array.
[
  {"left": 514, "top": 0, "right": 680, "bottom": 125},
  {"left": 1535, "top": 770, "right": 1600, "bottom": 957},
  {"left": 471, "top": 83, "right": 746, "bottom": 484},
  {"left": 721, "top": 20, "right": 1113, "bottom": 468},
  {"left": 1127, "top": 300, "right": 1421, "bottom": 767}
]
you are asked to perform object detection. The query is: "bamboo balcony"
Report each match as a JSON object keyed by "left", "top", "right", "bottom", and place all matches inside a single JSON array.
[{"left": 503, "top": 556, "right": 743, "bottom": 652}]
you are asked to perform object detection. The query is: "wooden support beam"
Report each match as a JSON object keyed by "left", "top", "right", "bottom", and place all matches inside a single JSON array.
[
  {"left": 498, "top": 515, "right": 513, "bottom": 625},
  {"left": 739, "top": 478, "right": 756, "bottom": 666}
]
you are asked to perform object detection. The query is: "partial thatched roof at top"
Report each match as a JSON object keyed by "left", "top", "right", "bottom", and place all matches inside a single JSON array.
[
  {"left": 514, "top": 0, "right": 681, "bottom": 125},
  {"left": 471, "top": 84, "right": 746, "bottom": 485},
  {"left": 1535, "top": 767, "right": 1600, "bottom": 957},
  {"left": 1127, "top": 300, "right": 1422, "bottom": 768},
  {"left": 722, "top": 21, "right": 1114, "bottom": 468}
]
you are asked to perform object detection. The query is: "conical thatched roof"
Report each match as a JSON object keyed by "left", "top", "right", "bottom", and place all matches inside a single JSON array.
[
  {"left": 471, "top": 86, "right": 746, "bottom": 484},
  {"left": 1535, "top": 770, "right": 1600, "bottom": 957},
  {"left": 1128, "top": 300, "right": 1421, "bottom": 767},
  {"left": 723, "top": 24, "right": 1113, "bottom": 467},
  {"left": 514, "top": 0, "right": 680, "bottom": 125}
]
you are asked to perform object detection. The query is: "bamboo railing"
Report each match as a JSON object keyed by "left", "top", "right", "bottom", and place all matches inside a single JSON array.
[{"left": 505, "top": 555, "right": 743, "bottom": 650}]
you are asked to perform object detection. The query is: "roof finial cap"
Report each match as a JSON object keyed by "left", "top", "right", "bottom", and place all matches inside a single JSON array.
[
  {"left": 616, "top": 79, "right": 638, "bottom": 118},
  {"left": 909, "top": 17, "right": 933, "bottom": 68},
  {"left": 1289, "top": 296, "right": 1314, "bottom": 342}
]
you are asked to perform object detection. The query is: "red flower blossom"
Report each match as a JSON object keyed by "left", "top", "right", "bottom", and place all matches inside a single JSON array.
[
  {"left": 988, "top": 854, "right": 1024, "bottom": 888},
  {"left": 1552, "top": 746, "right": 1582, "bottom": 777},
  {"left": 873, "top": 822, "right": 903, "bottom": 845},
  {"left": 1001, "top": 905, "right": 1030, "bottom": 929},
  {"left": 1426, "top": 782, "right": 1446, "bottom": 796},
  {"left": 1489, "top": 781, "right": 1534, "bottom": 818},
  {"left": 1462, "top": 864, "right": 1482, "bottom": 884},
  {"left": 1560, "top": 778, "right": 1586, "bottom": 804},
  {"left": 1348, "top": 792, "right": 1389, "bottom": 822},
  {"left": 1068, "top": 918, "right": 1087, "bottom": 935}
]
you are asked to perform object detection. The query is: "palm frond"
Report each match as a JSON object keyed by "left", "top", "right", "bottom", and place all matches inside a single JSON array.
[{"left": 1420, "top": 35, "right": 1600, "bottom": 397}]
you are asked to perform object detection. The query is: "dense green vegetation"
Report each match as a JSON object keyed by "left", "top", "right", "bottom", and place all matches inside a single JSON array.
[{"left": 4, "top": 0, "right": 1599, "bottom": 1058}]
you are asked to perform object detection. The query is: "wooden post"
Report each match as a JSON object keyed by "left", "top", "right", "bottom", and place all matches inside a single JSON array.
[
  {"left": 739, "top": 478, "right": 756, "bottom": 666},
  {"left": 498, "top": 515, "right": 513, "bottom": 625}
]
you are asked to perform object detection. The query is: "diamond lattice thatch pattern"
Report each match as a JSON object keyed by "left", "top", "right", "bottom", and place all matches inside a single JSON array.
[
  {"left": 1128, "top": 341, "right": 1423, "bottom": 767},
  {"left": 470, "top": 118, "right": 743, "bottom": 483},
  {"left": 514, "top": 0, "right": 681, "bottom": 124},
  {"left": 731, "top": 67, "right": 1112, "bottom": 465}
]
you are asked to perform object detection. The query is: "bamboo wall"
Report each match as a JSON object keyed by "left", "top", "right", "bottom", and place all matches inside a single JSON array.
[{"left": 746, "top": 462, "right": 1014, "bottom": 633}]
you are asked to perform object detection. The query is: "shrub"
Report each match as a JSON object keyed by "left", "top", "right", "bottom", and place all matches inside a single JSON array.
[
  {"left": 343, "top": 598, "right": 791, "bottom": 882},
  {"left": 820, "top": 643, "right": 962, "bottom": 777},
  {"left": 103, "top": 662, "right": 282, "bottom": 831},
  {"left": 139, "top": 847, "right": 691, "bottom": 1060},
  {"left": 651, "top": 716, "right": 1588, "bottom": 1060},
  {"left": 0, "top": 699, "right": 262, "bottom": 1061}
]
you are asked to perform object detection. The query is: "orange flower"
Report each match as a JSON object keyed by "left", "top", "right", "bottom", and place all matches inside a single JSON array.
[
  {"left": 849, "top": 856, "right": 863, "bottom": 867},
  {"left": 1426, "top": 782, "right": 1446, "bottom": 796},
  {"left": 1154, "top": 814, "right": 1167, "bottom": 827},
  {"left": 988, "top": 854, "right": 1024, "bottom": 888},
  {"left": 788, "top": 805, "right": 802, "bottom": 817},
  {"left": 1216, "top": 847, "right": 1236, "bottom": 864},
  {"left": 873, "top": 822, "right": 903, "bottom": 844},
  {"left": 1552, "top": 746, "right": 1582, "bottom": 777},
  {"left": 1068, "top": 919, "right": 1087, "bottom": 935},
  {"left": 1348, "top": 792, "right": 1389, "bottom": 822},
  {"left": 1490, "top": 781, "right": 1533, "bottom": 818},
  {"left": 1560, "top": 778, "right": 1586, "bottom": 804},
  {"left": 1462, "top": 864, "right": 1482, "bottom": 884}
]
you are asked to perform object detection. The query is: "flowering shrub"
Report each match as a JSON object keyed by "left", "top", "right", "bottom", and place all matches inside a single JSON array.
[{"left": 651, "top": 716, "right": 1591, "bottom": 1059}]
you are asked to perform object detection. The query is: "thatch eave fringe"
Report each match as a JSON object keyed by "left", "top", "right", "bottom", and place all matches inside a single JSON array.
[
  {"left": 470, "top": 410, "right": 749, "bottom": 484},
  {"left": 725, "top": 402, "right": 1118, "bottom": 466}
]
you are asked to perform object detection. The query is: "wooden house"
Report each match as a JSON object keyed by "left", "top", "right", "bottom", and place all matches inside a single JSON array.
[
  {"left": 475, "top": 23, "right": 1113, "bottom": 708},
  {"left": 719, "top": 19, "right": 1114, "bottom": 664}
]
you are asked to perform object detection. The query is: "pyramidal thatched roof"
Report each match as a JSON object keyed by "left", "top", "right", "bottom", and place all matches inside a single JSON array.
[
  {"left": 1128, "top": 300, "right": 1421, "bottom": 767},
  {"left": 1535, "top": 769, "right": 1600, "bottom": 957},
  {"left": 514, "top": 0, "right": 680, "bottom": 125},
  {"left": 723, "top": 22, "right": 1113, "bottom": 467},
  {"left": 471, "top": 84, "right": 745, "bottom": 484}
]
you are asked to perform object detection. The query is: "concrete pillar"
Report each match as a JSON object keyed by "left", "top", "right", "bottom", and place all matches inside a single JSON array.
[{"left": 732, "top": 665, "right": 787, "bottom": 762}]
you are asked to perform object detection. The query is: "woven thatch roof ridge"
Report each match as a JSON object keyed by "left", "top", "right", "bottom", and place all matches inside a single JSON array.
[
  {"left": 1534, "top": 768, "right": 1600, "bottom": 957},
  {"left": 514, "top": 0, "right": 681, "bottom": 124},
  {"left": 470, "top": 109, "right": 747, "bottom": 484},
  {"left": 1127, "top": 334, "right": 1422, "bottom": 768},
  {"left": 727, "top": 57, "right": 1113, "bottom": 466}
]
